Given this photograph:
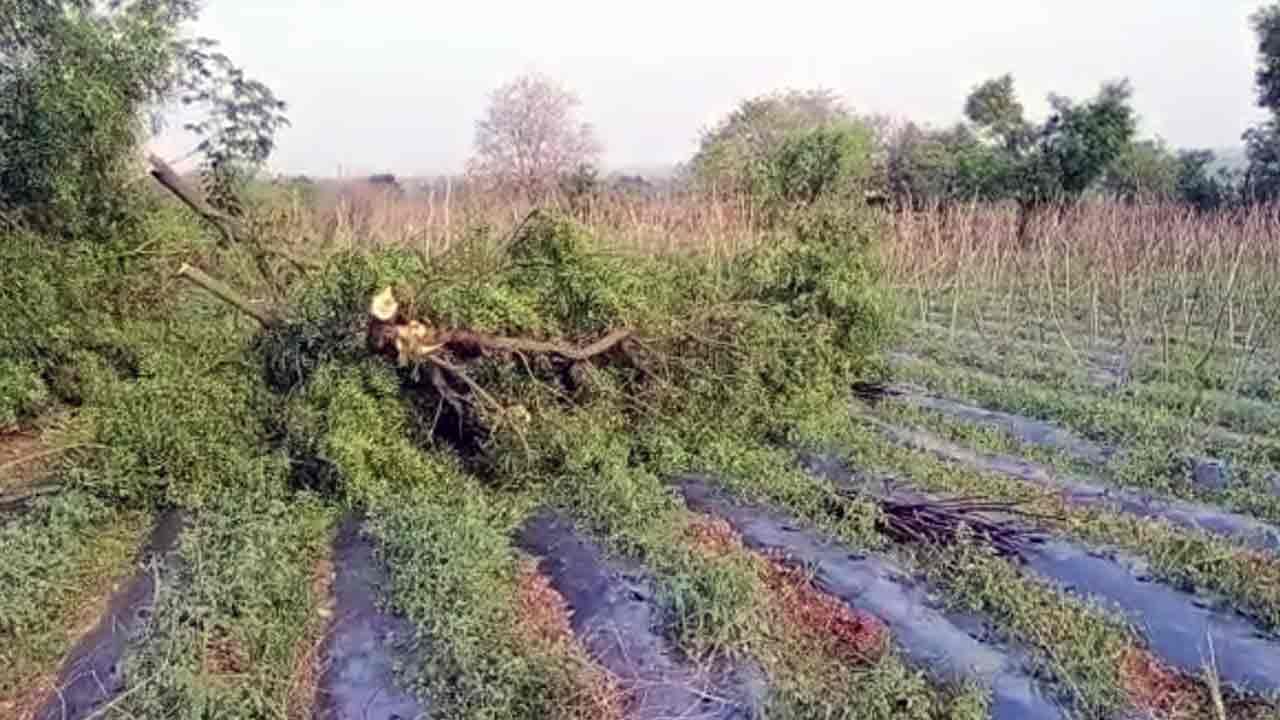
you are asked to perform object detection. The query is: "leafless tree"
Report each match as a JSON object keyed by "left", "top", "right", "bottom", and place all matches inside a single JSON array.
[{"left": 467, "top": 73, "right": 602, "bottom": 200}]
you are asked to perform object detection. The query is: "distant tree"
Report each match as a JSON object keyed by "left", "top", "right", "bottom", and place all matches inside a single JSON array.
[
  {"left": 761, "top": 121, "right": 876, "bottom": 206},
  {"left": 468, "top": 73, "right": 602, "bottom": 200},
  {"left": 559, "top": 163, "right": 601, "bottom": 218},
  {"left": 883, "top": 76, "right": 1134, "bottom": 219},
  {"left": 1030, "top": 81, "right": 1137, "bottom": 201},
  {"left": 690, "top": 88, "right": 851, "bottom": 192},
  {"left": 964, "top": 74, "right": 1032, "bottom": 153},
  {"left": 1244, "top": 121, "right": 1280, "bottom": 202},
  {"left": 1245, "top": 4, "right": 1280, "bottom": 202},
  {"left": 1253, "top": 3, "right": 1280, "bottom": 115},
  {"left": 956, "top": 75, "right": 1137, "bottom": 239},
  {"left": 1175, "top": 150, "right": 1234, "bottom": 211},
  {"left": 884, "top": 122, "right": 1015, "bottom": 207},
  {"left": 1101, "top": 139, "right": 1179, "bottom": 202}
]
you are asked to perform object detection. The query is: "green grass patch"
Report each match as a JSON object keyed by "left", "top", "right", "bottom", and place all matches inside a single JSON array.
[{"left": 0, "top": 492, "right": 148, "bottom": 700}]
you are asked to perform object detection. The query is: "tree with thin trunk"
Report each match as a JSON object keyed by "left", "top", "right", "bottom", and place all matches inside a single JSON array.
[{"left": 468, "top": 73, "right": 602, "bottom": 201}]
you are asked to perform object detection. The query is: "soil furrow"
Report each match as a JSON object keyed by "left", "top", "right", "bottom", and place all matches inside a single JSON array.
[
  {"left": 315, "top": 514, "right": 428, "bottom": 720},
  {"left": 518, "top": 511, "right": 766, "bottom": 720},
  {"left": 866, "top": 417, "right": 1280, "bottom": 553},
  {"left": 676, "top": 479, "right": 1066, "bottom": 720},
  {"left": 32, "top": 510, "right": 186, "bottom": 720},
  {"left": 803, "top": 455, "right": 1280, "bottom": 697},
  {"left": 860, "top": 382, "right": 1116, "bottom": 465}
]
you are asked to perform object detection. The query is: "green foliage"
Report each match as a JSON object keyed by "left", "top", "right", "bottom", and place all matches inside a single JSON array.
[
  {"left": 1244, "top": 5, "right": 1280, "bottom": 203},
  {"left": 1175, "top": 149, "right": 1235, "bottom": 210},
  {"left": 690, "top": 88, "right": 866, "bottom": 201},
  {"left": 1101, "top": 139, "right": 1179, "bottom": 202},
  {"left": 885, "top": 124, "right": 1014, "bottom": 206},
  {"left": 0, "top": 488, "right": 148, "bottom": 699},
  {"left": 0, "top": 359, "right": 50, "bottom": 428},
  {"left": 964, "top": 74, "right": 1031, "bottom": 153},
  {"left": 76, "top": 346, "right": 277, "bottom": 509},
  {"left": 0, "top": 4, "right": 175, "bottom": 238},
  {"left": 260, "top": 204, "right": 894, "bottom": 713},
  {"left": 1245, "top": 120, "right": 1280, "bottom": 202},
  {"left": 115, "top": 491, "right": 333, "bottom": 718},
  {"left": 0, "top": 0, "right": 288, "bottom": 238},
  {"left": 761, "top": 122, "right": 875, "bottom": 206},
  {"left": 1034, "top": 81, "right": 1137, "bottom": 200},
  {"left": 885, "top": 76, "right": 1136, "bottom": 209},
  {"left": 1252, "top": 3, "right": 1280, "bottom": 117}
]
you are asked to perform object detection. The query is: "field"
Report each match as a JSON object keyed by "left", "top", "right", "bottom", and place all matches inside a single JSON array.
[{"left": 3, "top": 186, "right": 1280, "bottom": 720}]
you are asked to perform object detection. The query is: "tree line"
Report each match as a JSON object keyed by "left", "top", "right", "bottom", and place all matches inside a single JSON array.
[
  {"left": 7, "top": 1, "right": 1280, "bottom": 241},
  {"left": 469, "top": 4, "right": 1280, "bottom": 216}
]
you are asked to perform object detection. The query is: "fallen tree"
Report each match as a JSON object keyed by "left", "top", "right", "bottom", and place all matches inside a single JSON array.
[{"left": 147, "top": 159, "right": 1046, "bottom": 559}]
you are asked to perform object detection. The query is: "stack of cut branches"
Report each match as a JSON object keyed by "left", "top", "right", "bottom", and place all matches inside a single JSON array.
[{"left": 826, "top": 487, "right": 1053, "bottom": 559}]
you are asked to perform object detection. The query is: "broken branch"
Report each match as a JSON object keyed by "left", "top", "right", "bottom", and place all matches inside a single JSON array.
[
  {"left": 177, "top": 263, "right": 278, "bottom": 327},
  {"left": 148, "top": 155, "right": 242, "bottom": 246},
  {"left": 367, "top": 286, "right": 632, "bottom": 366}
]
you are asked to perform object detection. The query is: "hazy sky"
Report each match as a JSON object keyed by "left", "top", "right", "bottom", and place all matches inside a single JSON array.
[{"left": 150, "top": 0, "right": 1270, "bottom": 176}]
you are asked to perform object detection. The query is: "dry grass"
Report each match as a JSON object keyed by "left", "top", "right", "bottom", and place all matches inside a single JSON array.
[
  {"left": 514, "top": 560, "right": 628, "bottom": 720},
  {"left": 684, "top": 514, "right": 889, "bottom": 663},
  {"left": 260, "top": 181, "right": 764, "bottom": 261},
  {"left": 882, "top": 201, "right": 1280, "bottom": 372},
  {"left": 286, "top": 551, "right": 335, "bottom": 720}
]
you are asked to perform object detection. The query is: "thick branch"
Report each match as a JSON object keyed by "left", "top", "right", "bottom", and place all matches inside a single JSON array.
[
  {"left": 0, "top": 482, "right": 63, "bottom": 512},
  {"left": 437, "top": 327, "right": 633, "bottom": 361},
  {"left": 148, "top": 155, "right": 241, "bottom": 246},
  {"left": 367, "top": 288, "right": 631, "bottom": 365},
  {"left": 178, "top": 263, "right": 278, "bottom": 327}
]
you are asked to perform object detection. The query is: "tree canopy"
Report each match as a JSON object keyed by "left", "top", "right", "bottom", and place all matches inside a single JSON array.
[
  {"left": 0, "top": 0, "right": 287, "bottom": 236},
  {"left": 468, "top": 73, "right": 602, "bottom": 201}
]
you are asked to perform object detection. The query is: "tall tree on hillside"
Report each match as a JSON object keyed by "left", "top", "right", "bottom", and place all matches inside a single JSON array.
[
  {"left": 468, "top": 73, "right": 602, "bottom": 200},
  {"left": 1245, "top": 3, "right": 1280, "bottom": 202}
]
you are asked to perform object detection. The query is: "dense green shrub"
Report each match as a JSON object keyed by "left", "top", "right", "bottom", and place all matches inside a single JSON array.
[{"left": 761, "top": 122, "right": 875, "bottom": 206}]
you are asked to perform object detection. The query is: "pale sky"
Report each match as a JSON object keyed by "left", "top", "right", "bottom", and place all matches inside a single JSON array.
[{"left": 151, "top": 0, "right": 1270, "bottom": 177}]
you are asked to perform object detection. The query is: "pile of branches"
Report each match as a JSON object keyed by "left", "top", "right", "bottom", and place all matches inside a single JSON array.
[{"left": 869, "top": 492, "right": 1052, "bottom": 559}]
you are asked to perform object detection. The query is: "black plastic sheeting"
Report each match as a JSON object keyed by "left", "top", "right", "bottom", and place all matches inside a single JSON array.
[
  {"left": 34, "top": 510, "right": 186, "bottom": 720},
  {"left": 1024, "top": 540, "right": 1280, "bottom": 694},
  {"left": 862, "top": 383, "right": 1115, "bottom": 466},
  {"left": 865, "top": 418, "right": 1280, "bottom": 554},
  {"left": 677, "top": 479, "right": 1067, "bottom": 720},
  {"left": 316, "top": 514, "right": 429, "bottom": 720},
  {"left": 804, "top": 453, "right": 1280, "bottom": 697},
  {"left": 518, "top": 512, "right": 767, "bottom": 720}
]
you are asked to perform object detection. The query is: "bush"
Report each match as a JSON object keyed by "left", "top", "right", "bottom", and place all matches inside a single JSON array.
[
  {"left": 0, "top": 4, "right": 180, "bottom": 240},
  {"left": 760, "top": 122, "right": 876, "bottom": 206},
  {"left": 0, "top": 360, "right": 51, "bottom": 428}
]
